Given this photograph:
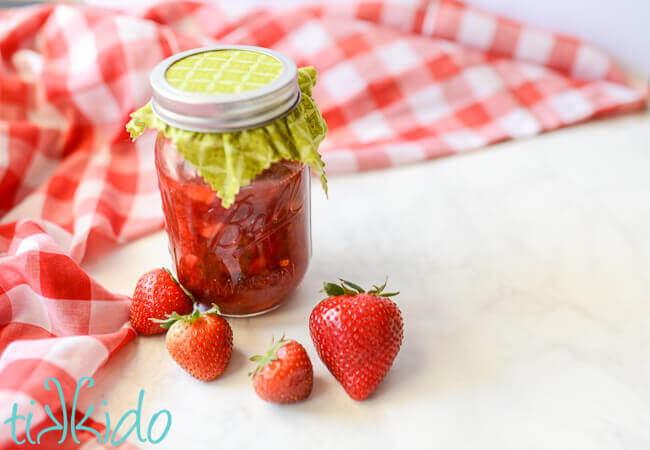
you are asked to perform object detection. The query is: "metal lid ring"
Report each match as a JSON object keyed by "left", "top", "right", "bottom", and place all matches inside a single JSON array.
[{"left": 149, "top": 45, "right": 301, "bottom": 133}]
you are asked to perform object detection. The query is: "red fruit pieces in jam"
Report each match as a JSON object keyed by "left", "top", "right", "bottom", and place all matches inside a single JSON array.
[{"left": 157, "top": 155, "right": 310, "bottom": 316}]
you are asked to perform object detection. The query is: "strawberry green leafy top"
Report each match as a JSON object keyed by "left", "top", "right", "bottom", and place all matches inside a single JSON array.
[{"left": 126, "top": 66, "right": 327, "bottom": 208}]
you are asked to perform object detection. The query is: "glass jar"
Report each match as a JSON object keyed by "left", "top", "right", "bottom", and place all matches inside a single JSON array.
[
  {"left": 126, "top": 45, "right": 326, "bottom": 316},
  {"left": 155, "top": 134, "right": 311, "bottom": 316}
]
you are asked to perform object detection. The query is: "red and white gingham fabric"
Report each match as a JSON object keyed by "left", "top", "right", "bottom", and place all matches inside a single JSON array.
[{"left": 0, "top": 0, "right": 646, "bottom": 448}]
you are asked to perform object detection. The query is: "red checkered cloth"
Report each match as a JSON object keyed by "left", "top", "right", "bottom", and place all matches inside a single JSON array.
[{"left": 0, "top": 0, "right": 646, "bottom": 448}]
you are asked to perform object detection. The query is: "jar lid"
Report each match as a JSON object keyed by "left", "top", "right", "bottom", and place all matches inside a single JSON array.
[{"left": 149, "top": 45, "right": 301, "bottom": 132}]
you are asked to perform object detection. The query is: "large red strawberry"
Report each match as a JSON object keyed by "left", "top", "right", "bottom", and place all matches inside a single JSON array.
[
  {"left": 156, "top": 305, "right": 233, "bottom": 381},
  {"left": 250, "top": 336, "right": 313, "bottom": 404},
  {"left": 309, "top": 278, "right": 403, "bottom": 401},
  {"left": 129, "top": 268, "right": 194, "bottom": 335}
]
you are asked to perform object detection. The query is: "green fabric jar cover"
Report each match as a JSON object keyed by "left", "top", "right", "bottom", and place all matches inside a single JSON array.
[{"left": 126, "top": 66, "right": 327, "bottom": 208}]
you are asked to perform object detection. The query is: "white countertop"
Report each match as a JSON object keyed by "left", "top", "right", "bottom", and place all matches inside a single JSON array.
[{"left": 83, "top": 111, "right": 650, "bottom": 450}]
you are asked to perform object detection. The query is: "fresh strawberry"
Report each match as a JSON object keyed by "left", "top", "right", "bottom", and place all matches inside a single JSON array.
[
  {"left": 309, "top": 278, "right": 403, "bottom": 401},
  {"left": 129, "top": 268, "right": 194, "bottom": 335},
  {"left": 155, "top": 305, "right": 233, "bottom": 381},
  {"left": 250, "top": 336, "right": 313, "bottom": 404}
]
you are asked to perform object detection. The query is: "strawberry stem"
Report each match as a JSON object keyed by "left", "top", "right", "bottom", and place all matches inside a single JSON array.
[
  {"left": 151, "top": 303, "right": 222, "bottom": 328},
  {"left": 339, "top": 279, "right": 364, "bottom": 293},
  {"left": 321, "top": 277, "right": 399, "bottom": 297},
  {"left": 248, "top": 334, "right": 289, "bottom": 377}
]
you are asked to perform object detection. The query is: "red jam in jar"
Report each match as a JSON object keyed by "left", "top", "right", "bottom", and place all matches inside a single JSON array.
[{"left": 155, "top": 134, "right": 311, "bottom": 316}]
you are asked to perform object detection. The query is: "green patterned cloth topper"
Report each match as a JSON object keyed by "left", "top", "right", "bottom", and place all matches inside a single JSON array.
[
  {"left": 165, "top": 49, "right": 284, "bottom": 94},
  {"left": 126, "top": 52, "right": 327, "bottom": 208}
]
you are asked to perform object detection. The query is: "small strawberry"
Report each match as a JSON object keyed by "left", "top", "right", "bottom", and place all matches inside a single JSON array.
[
  {"left": 309, "top": 278, "right": 403, "bottom": 401},
  {"left": 130, "top": 268, "right": 194, "bottom": 335},
  {"left": 250, "top": 335, "right": 313, "bottom": 404},
  {"left": 156, "top": 305, "right": 233, "bottom": 381}
]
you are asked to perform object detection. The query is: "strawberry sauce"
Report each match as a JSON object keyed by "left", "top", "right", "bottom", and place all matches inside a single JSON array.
[{"left": 155, "top": 135, "right": 311, "bottom": 316}]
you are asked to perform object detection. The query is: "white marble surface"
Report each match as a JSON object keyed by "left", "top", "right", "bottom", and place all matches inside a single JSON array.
[{"left": 83, "top": 111, "right": 650, "bottom": 450}]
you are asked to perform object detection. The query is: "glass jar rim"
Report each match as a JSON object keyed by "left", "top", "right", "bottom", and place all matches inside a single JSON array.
[{"left": 149, "top": 45, "right": 301, "bottom": 133}]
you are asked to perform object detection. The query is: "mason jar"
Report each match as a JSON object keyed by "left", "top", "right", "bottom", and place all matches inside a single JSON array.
[
  {"left": 155, "top": 135, "right": 311, "bottom": 316},
  {"left": 129, "top": 45, "right": 326, "bottom": 316}
]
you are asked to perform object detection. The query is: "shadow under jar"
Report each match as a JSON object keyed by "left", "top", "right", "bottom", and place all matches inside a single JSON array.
[{"left": 156, "top": 135, "right": 311, "bottom": 316}]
